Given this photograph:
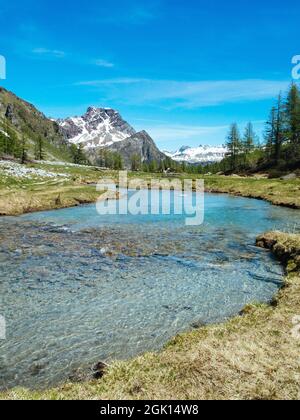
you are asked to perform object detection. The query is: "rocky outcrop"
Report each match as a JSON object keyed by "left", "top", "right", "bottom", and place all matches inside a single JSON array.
[
  {"left": 5, "top": 104, "right": 18, "bottom": 125},
  {"left": 280, "top": 173, "right": 298, "bottom": 181}
]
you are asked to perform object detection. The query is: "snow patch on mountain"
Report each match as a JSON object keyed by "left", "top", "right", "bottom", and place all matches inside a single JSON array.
[
  {"left": 57, "top": 107, "right": 136, "bottom": 149},
  {"left": 165, "top": 145, "right": 227, "bottom": 164}
]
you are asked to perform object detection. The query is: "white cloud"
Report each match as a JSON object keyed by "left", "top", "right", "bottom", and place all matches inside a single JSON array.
[
  {"left": 133, "top": 123, "right": 231, "bottom": 149},
  {"left": 95, "top": 59, "right": 114, "bottom": 68},
  {"left": 75, "top": 78, "right": 289, "bottom": 109},
  {"left": 76, "top": 78, "right": 147, "bottom": 86},
  {"left": 32, "top": 48, "right": 65, "bottom": 58},
  {"left": 141, "top": 124, "right": 229, "bottom": 142}
]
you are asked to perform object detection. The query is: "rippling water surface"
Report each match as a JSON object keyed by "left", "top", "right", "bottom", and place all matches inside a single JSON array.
[{"left": 0, "top": 192, "right": 299, "bottom": 389}]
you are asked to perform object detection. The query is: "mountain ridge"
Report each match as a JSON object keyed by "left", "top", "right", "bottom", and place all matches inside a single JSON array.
[
  {"left": 58, "top": 107, "right": 136, "bottom": 149},
  {"left": 58, "top": 106, "right": 167, "bottom": 168},
  {"left": 165, "top": 144, "right": 227, "bottom": 164},
  {"left": 98, "top": 130, "right": 167, "bottom": 168}
]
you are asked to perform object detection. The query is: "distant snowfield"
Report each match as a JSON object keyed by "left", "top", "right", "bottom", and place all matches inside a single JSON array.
[
  {"left": 164, "top": 145, "right": 227, "bottom": 164},
  {"left": 0, "top": 161, "right": 69, "bottom": 180}
]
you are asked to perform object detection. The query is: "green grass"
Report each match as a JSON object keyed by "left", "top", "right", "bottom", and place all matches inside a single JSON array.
[
  {"left": 1, "top": 163, "right": 300, "bottom": 215},
  {"left": 203, "top": 175, "right": 300, "bottom": 208},
  {"left": 0, "top": 162, "right": 108, "bottom": 215}
]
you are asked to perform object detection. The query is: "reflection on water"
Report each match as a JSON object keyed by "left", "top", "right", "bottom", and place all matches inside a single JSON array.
[{"left": 0, "top": 193, "right": 299, "bottom": 390}]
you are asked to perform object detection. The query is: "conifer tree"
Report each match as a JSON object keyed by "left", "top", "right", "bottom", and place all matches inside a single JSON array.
[
  {"left": 148, "top": 160, "right": 158, "bottom": 173},
  {"left": 265, "top": 107, "right": 277, "bottom": 159},
  {"left": 285, "top": 83, "right": 300, "bottom": 147},
  {"left": 20, "top": 136, "right": 28, "bottom": 164},
  {"left": 35, "top": 136, "right": 45, "bottom": 160},
  {"left": 70, "top": 143, "right": 86, "bottom": 165},
  {"left": 274, "top": 94, "right": 285, "bottom": 163},
  {"left": 3, "top": 119, "right": 18, "bottom": 156},
  {"left": 113, "top": 152, "right": 123, "bottom": 170},
  {"left": 131, "top": 154, "right": 142, "bottom": 171},
  {"left": 243, "top": 122, "right": 257, "bottom": 155},
  {"left": 0, "top": 127, "right": 7, "bottom": 156},
  {"left": 225, "top": 123, "right": 241, "bottom": 170}
]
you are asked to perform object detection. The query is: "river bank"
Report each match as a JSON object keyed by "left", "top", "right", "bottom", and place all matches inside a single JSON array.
[
  {"left": 204, "top": 176, "right": 300, "bottom": 209},
  {"left": 1, "top": 231, "right": 299, "bottom": 400},
  {"left": 0, "top": 184, "right": 103, "bottom": 216},
  {"left": 0, "top": 161, "right": 107, "bottom": 216},
  {"left": 0, "top": 162, "right": 300, "bottom": 215}
]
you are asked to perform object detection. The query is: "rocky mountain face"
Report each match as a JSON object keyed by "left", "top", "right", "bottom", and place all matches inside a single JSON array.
[
  {"left": 58, "top": 107, "right": 136, "bottom": 148},
  {"left": 165, "top": 145, "right": 227, "bottom": 165},
  {"left": 0, "top": 87, "right": 70, "bottom": 161},
  {"left": 58, "top": 107, "right": 167, "bottom": 168},
  {"left": 99, "top": 130, "right": 167, "bottom": 168}
]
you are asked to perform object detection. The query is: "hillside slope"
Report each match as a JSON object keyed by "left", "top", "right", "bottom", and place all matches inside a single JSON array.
[
  {"left": 0, "top": 87, "right": 72, "bottom": 162},
  {"left": 90, "top": 130, "right": 166, "bottom": 168}
]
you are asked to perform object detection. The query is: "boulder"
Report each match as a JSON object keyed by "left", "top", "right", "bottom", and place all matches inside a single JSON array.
[{"left": 280, "top": 173, "right": 297, "bottom": 181}]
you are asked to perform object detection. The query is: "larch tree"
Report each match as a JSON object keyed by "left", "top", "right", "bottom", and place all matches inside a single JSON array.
[
  {"left": 285, "top": 83, "right": 300, "bottom": 147},
  {"left": 225, "top": 123, "right": 242, "bottom": 170},
  {"left": 243, "top": 122, "right": 257, "bottom": 155}
]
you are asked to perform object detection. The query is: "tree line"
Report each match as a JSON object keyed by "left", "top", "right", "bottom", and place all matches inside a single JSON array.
[
  {"left": 211, "top": 83, "right": 300, "bottom": 174},
  {"left": 0, "top": 119, "right": 89, "bottom": 164},
  {"left": 111, "top": 82, "right": 300, "bottom": 175}
]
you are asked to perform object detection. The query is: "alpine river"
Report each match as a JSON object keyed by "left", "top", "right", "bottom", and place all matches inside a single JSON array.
[{"left": 0, "top": 192, "right": 299, "bottom": 389}]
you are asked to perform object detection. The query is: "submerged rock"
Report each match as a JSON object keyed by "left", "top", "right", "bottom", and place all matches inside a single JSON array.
[
  {"left": 190, "top": 320, "right": 206, "bottom": 329},
  {"left": 93, "top": 362, "right": 108, "bottom": 380}
]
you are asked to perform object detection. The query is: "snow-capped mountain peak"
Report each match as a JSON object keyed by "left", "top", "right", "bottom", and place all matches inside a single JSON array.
[
  {"left": 178, "top": 146, "right": 191, "bottom": 153},
  {"left": 57, "top": 107, "right": 136, "bottom": 149},
  {"left": 165, "top": 144, "right": 227, "bottom": 164}
]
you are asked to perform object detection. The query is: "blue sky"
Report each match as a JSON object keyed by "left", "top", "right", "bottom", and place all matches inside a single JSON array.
[{"left": 0, "top": 0, "right": 299, "bottom": 150}]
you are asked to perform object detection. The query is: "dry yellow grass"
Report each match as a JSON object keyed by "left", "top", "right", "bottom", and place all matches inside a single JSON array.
[
  {"left": 1, "top": 232, "right": 300, "bottom": 400},
  {"left": 0, "top": 184, "right": 102, "bottom": 216},
  {"left": 204, "top": 176, "right": 300, "bottom": 209}
]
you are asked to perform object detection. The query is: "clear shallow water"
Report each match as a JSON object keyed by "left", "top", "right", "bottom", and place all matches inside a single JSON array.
[{"left": 0, "top": 192, "right": 299, "bottom": 390}]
